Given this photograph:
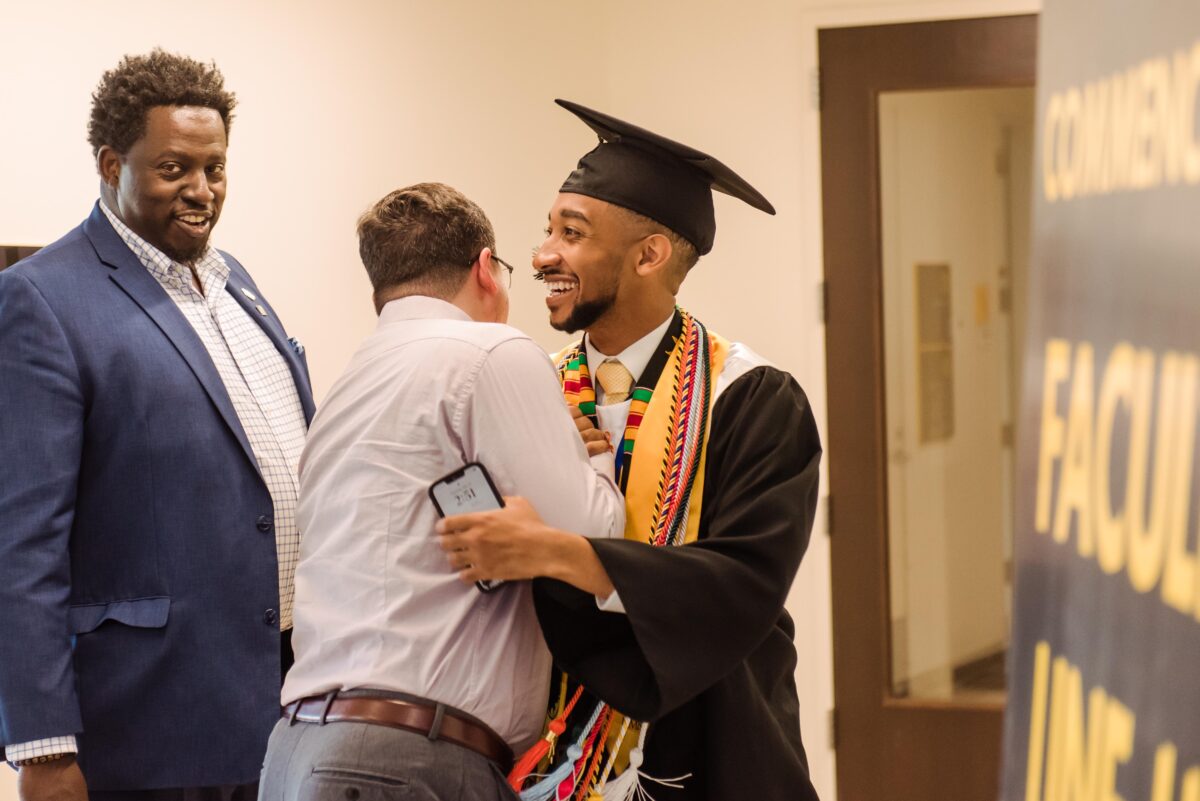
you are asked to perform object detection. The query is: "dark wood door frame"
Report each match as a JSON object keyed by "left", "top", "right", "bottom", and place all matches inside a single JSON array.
[{"left": 820, "top": 15, "right": 1037, "bottom": 801}]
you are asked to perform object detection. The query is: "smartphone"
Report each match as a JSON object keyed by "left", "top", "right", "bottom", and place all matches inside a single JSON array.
[{"left": 429, "top": 462, "right": 506, "bottom": 592}]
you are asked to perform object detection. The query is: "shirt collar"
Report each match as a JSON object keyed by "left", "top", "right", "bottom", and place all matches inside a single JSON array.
[
  {"left": 378, "top": 295, "right": 474, "bottom": 325},
  {"left": 584, "top": 311, "right": 675, "bottom": 390},
  {"left": 98, "top": 199, "right": 228, "bottom": 292}
]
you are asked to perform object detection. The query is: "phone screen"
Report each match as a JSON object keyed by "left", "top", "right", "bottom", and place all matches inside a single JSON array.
[
  {"left": 430, "top": 463, "right": 504, "bottom": 516},
  {"left": 429, "top": 463, "right": 505, "bottom": 592}
]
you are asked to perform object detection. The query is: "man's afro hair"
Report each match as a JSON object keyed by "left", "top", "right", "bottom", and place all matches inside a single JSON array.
[{"left": 88, "top": 49, "right": 236, "bottom": 156}]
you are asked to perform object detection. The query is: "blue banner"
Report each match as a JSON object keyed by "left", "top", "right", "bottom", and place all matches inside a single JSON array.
[{"left": 1003, "top": 3, "right": 1200, "bottom": 800}]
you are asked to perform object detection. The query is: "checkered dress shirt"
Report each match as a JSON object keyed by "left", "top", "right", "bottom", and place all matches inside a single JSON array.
[{"left": 6, "top": 204, "right": 307, "bottom": 764}]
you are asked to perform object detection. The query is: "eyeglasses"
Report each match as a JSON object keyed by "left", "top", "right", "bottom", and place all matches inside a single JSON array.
[{"left": 471, "top": 251, "right": 515, "bottom": 288}]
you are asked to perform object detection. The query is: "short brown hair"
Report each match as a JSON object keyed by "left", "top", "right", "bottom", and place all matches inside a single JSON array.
[
  {"left": 612, "top": 205, "right": 700, "bottom": 282},
  {"left": 357, "top": 183, "right": 496, "bottom": 301}
]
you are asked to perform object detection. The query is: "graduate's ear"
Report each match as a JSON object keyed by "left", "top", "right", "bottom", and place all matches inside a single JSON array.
[{"left": 633, "top": 233, "right": 673, "bottom": 279}]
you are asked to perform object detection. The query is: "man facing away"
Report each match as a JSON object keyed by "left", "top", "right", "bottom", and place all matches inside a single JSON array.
[
  {"left": 259, "top": 183, "right": 624, "bottom": 801},
  {"left": 0, "top": 51, "right": 314, "bottom": 800},
  {"left": 436, "top": 101, "right": 823, "bottom": 801}
]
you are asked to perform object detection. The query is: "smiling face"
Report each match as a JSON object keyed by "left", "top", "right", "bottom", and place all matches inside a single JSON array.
[
  {"left": 99, "top": 105, "right": 227, "bottom": 265},
  {"left": 534, "top": 193, "right": 637, "bottom": 334}
]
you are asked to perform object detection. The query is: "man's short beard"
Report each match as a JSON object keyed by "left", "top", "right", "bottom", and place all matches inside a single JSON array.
[
  {"left": 164, "top": 239, "right": 210, "bottom": 267},
  {"left": 551, "top": 294, "right": 616, "bottom": 334}
]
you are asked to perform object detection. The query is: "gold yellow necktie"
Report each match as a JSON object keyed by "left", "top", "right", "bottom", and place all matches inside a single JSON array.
[{"left": 594, "top": 358, "right": 634, "bottom": 405}]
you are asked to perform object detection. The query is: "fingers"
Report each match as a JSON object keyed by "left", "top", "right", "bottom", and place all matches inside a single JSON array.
[
  {"left": 570, "top": 404, "right": 599, "bottom": 434},
  {"left": 501, "top": 496, "right": 531, "bottom": 513},
  {"left": 580, "top": 427, "right": 612, "bottom": 454},
  {"left": 566, "top": 405, "right": 616, "bottom": 453},
  {"left": 438, "top": 535, "right": 482, "bottom": 582},
  {"left": 436, "top": 512, "right": 486, "bottom": 534},
  {"left": 580, "top": 428, "right": 607, "bottom": 444},
  {"left": 441, "top": 540, "right": 494, "bottom": 585},
  {"left": 581, "top": 428, "right": 611, "bottom": 456},
  {"left": 456, "top": 566, "right": 483, "bottom": 584},
  {"left": 435, "top": 496, "right": 543, "bottom": 583},
  {"left": 446, "top": 552, "right": 472, "bottom": 571}
]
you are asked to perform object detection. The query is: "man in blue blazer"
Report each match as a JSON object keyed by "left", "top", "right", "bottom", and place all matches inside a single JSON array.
[{"left": 0, "top": 51, "right": 314, "bottom": 800}]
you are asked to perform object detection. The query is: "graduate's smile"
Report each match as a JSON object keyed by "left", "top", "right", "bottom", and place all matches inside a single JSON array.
[
  {"left": 535, "top": 194, "right": 629, "bottom": 333},
  {"left": 542, "top": 267, "right": 619, "bottom": 333},
  {"left": 543, "top": 275, "right": 578, "bottom": 308}
]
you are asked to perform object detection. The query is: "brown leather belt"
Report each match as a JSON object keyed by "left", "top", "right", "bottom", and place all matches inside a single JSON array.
[{"left": 283, "top": 694, "right": 513, "bottom": 771}]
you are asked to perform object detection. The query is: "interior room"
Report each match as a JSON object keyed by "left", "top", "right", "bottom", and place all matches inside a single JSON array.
[{"left": 0, "top": 1, "right": 1043, "bottom": 798}]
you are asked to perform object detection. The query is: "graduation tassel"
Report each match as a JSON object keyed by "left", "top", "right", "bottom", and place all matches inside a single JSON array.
[
  {"left": 595, "top": 718, "right": 633, "bottom": 790},
  {"left": 574, "top": 708, "right": 615, "bottom": 801},
  {"left": 596, "top": 725, "right": 645, "bottom": 801},
  {"left": 598, "top": 724, "right": 692, "bottom": 801},
  {"left": 510, "top": 686, "right": 585, "bottom": 792},
  {"left": 519, "top": 701, "right": 606, "bottom": 801},
  {"left": 519, "top": 743, "right": 584, "bottom": 801}
]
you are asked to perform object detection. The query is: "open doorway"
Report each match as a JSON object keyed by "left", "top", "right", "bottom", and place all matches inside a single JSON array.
[
  {"left": 821, "top": 14, "right": 1037, "bottom": 801},
  {"left": 881, "top": 86, "right": 1033, "bottom": 704}
]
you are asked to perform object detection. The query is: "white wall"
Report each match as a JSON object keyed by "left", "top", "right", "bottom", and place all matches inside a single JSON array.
[
  {"left": 0, "top": 1, "right": 1037, "bottom": 799},
  {"left": 0, "top": 0, "right": 618, "bottom": 398}
]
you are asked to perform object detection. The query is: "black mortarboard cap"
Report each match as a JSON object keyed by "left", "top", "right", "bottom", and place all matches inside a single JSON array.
[{"left": 556, "top": 99, "right": 775, "bottom": 256}]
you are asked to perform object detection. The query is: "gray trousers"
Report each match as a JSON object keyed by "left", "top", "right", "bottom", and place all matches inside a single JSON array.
[{"left": 257, "top": 717, "right": 520, "bottom": 801}]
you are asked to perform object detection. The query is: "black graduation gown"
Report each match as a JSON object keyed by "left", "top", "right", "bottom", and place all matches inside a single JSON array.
[{"left": 532, "top": 365, "right": 823, "bottom": 801}]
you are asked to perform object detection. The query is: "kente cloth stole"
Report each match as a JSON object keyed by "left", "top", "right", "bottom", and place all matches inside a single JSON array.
[{"left": 508, "top": 308, "right": 729, "bottom": 800}]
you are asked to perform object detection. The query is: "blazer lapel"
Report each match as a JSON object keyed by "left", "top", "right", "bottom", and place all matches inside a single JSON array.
[
  {"left": 83, "top": 205, "right": 263, "bottom": 481},
  {"left": 222, "top": 269, "right": 316, "bottom": 424}
]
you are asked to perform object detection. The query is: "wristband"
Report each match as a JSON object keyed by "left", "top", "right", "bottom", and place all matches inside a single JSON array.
[{"left": 12, "top": 752, "right": 70, "bottom": 767}]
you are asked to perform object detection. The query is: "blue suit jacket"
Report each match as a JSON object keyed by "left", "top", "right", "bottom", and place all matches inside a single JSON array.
[{"left": 0, "top": 204, "right": 315, "bottom": 789}]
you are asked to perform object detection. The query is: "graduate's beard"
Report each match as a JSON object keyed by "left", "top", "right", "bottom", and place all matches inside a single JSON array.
[{"left": 551, "top": 292, "right": 616, "bottom": 334}]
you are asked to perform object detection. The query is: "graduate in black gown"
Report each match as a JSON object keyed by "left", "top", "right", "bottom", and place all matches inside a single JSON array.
[{"left": 436, "top": 100, "right": 822, "bottom": 801}]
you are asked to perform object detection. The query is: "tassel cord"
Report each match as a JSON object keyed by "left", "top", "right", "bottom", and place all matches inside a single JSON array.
[{"left": 509, "top": 686, "right": 585, "bottom": 792}]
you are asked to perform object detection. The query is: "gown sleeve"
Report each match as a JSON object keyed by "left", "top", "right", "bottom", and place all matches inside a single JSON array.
[{"left": 532, "top": 366, "right": 822, "bottom": 721}]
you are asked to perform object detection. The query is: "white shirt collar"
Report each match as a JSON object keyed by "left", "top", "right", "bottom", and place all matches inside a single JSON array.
[
  {"left": 379, "top": 295, "right": 473, "bottom": 325},
  {"left": 584, "top": 311, "right": 674, "bottom": 399},
  {"left": 98, "top": 198, "right": 226, "bottom": 278}
]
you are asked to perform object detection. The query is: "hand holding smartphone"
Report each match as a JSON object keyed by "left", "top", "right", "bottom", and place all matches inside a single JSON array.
[{"left": 429, "top": 462, "right": 506, "bottom": 592}]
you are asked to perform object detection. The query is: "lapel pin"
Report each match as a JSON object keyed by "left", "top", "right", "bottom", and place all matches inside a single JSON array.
[
  {"left": 241, "top": 287, "right": 258, "bottom": 301},
  {"left": 255, "top": 304, "right": 268, "bottom": 316}
]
